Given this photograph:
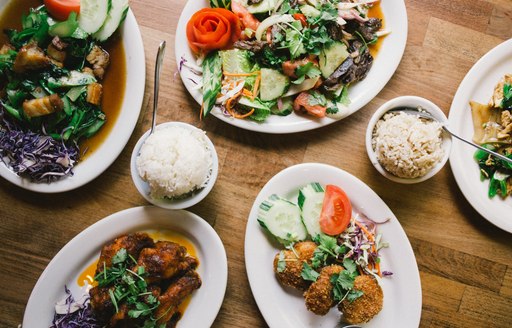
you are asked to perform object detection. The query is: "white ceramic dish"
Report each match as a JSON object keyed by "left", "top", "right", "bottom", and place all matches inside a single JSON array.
[
  {"left": 366, "top": 96, "right": 452, "bottom": 184},
  {"left": 244, "top": 163, "right": 422, "bottom": 327},
  {"left": 0, "top": 2, "right": 145, "bottom": 193},
  {"left": 449, "top": 39, "right": 512, "bottom": 233},
  {"left": 175, "top": 0, "right": 408, "bottom": 134},
  {"left": 23, "top": 206, "right": 228, "bottom": 327},
  {"left": 130, "top": 122, "right": 219, "bottom": 209}
]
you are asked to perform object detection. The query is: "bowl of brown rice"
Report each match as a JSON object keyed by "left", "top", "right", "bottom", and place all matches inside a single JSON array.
[{"left": 365, "top": 96, "right": 452, "bottom": 184}]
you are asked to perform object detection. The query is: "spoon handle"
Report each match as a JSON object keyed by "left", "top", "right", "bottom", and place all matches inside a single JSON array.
[
  {"left": 151, "top": 40, "right": 167, "bottom": 134},
  {"left": 443, "top": 126, "right": 512, "bottom": 165}
]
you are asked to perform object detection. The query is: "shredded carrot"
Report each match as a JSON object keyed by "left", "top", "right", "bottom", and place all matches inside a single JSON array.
[
  {"left": 233, "top": 108, "right": 254, "bottom": 118},
  {"left": 242, "top": 89, "right": 253, "bottom": 98},
  {"left": 199, "top": 102, "right": 204, "bottom": 120},
  {"left": 252, "top": 72, "right": 261, "bottom": 99},
  {"left": 223, "top": 71, "right": 259, "bottom": 77},
  {"left": 355, "top": 221, "right": 382, "bottom": 277}
]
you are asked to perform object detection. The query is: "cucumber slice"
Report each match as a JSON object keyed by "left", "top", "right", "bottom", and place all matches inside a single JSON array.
[
  {"left": 258, "top": 194, "right": 307, "bottom": 245},
  {"left": 49, "top": 12, "right": 79, "bottom": 37},
  {"left": 260, "top": 68, "right": 289, "bottom": 101},
  {"left": 93, "top": 0, "right": 129, "bottom": 42},
  {"left": 319, "top": 42, "right": 349, "bottom": 78},
  {"left": 247, "top": 0, "right": 277, "bottom": 14},
  {"left": 270, "top": 97, "right": 293, "bottom": 116},
  {"left": 78, "top": 0, "right": 111, "bottom": 34},
  {"left": 298, "top": 183, "right": 325, "bottom": 238}
]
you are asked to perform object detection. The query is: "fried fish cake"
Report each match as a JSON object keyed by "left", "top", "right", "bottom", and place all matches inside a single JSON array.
[
  {"left": 304, "top": 264, "right": 344, "bottom": 315},
  {"left": 273, "top": 241, "right": 317, "bottom": 291},
  {"left": 339, "top": 274, "right": 383, "bottom": 324}
]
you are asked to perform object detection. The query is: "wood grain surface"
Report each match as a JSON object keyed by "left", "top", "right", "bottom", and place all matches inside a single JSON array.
[{"left": 1, "top": 0, "right": 511, "bottom": 327}]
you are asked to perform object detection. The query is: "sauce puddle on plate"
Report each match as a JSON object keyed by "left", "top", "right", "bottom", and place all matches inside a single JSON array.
[
  {"left": 0, "top": 0, "right": 126, "bottom": 160},
  {"left": 77, "top": 230, "right": 198, "bottom": 314}
]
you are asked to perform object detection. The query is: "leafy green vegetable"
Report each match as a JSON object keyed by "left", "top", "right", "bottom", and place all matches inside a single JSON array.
[
  {"left": 502, "top": 83, "right": 512, "bottom": 109},
  {"left": 293, "top": 62, "right": 321, "bottom": 84},
  {"left": 330, "top": 259, "right": 362, "bottom": 302},
  {"left": 301, "top": 262, "right": 320, "bottom": 282},
  {"left": 210, "top": 0, "right": 231, "bottom": 9},
  {"left": 311, "top": 234, "right": 346, "bottom": 269},
  {"left": 202, "top": 51, "right": 223, "bottom": 117},
  {"left": 277, "top": 251, "right": 287, "bottom": 273}
]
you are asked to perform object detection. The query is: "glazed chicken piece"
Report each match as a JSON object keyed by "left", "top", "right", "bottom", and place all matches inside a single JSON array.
[
  {"left": 96, "top": 232, "right": 155, "bottom": 275},
  {"left": 134, "top": 241, "right": 190, "bottom": 283},
  {"left": 89, "top": 285, "right": 115, "bottom": 323},
  {"left": 13, "top": 43, "right": 50, "bottom": 73},
  {"left": 22, "top": 94, "right": 63, "bottom": 118},
  {"left": 273, "top": 241, "right": 317, "bottom": 291},
  {"left": 154, "top": 270, "right": 202, "bottom": 325},
  {"left": 86, "top": 45, "right": 110, "bottom": 79},
  {"left": 304, "top": 265, "right": 344, "bottom": 315}
]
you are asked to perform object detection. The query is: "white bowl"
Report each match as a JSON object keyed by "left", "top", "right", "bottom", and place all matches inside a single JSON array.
[
  {"left": 130, "top": 122, "right": 218, "bottom": 209},
  {"left": 365, "top": 96, "right": 452, "bottom": 184}
]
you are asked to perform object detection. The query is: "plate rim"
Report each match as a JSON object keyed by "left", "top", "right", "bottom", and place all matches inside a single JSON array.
[
  {"left": 0, "top": 5, "right": 146, "bottom": 193},
  {"left": 244, "top": 162, "right": 422, "bottom": 327},
  {"left": 175, "top": 0, "right": 408, "bottom": 134},
  {"left": 448, "top": 38, "right": 512, "bottom": 233},
  {"left": 22, "top": 206, "right": 228, "bottom": 327}
]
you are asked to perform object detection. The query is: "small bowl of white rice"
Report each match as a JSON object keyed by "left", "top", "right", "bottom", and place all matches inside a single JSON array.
[
  {"left": 365, "top": 96, "right": 452, "bottom": 184},
  {"left": 130, "top": 121, "right": 218, "bottom": 209}
]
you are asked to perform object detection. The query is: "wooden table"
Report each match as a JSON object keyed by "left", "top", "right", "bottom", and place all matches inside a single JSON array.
[{"left": 1, "top": 0, "right": 511, "bottom": 327}]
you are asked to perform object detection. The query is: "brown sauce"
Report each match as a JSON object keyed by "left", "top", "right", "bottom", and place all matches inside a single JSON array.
[
  {"left": 368, "top": 2, "right": 385, "bottom": 58},
  {"left": 0, "top": 0, "right": 126, "bottom": 160}
]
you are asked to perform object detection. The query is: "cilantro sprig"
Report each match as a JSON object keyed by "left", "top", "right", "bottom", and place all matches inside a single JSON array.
[
  {"left": 94, "top": 248, "right": 166, "bottom": 328},
  {"left": 502, "top": 83, "right": 512, "bottom": 109},
  {"left": 330, "top": 258, "right": 363, "bottom": 302}
]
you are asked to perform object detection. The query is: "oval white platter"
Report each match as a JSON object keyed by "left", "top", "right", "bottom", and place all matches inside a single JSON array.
[
  {"left": 245, "top": 163, "right": 422, "bottom": 327},
  {"left": 23, "top": 206, "right": 228, "bottom": 327},
  {"left": 0, "top": 1, "right": 145, "bottom": 193},
  {"left": 448, "top": 38, "right": 512, "bottom": 233},
  {"left": 175, "top": 0, "right": 408, "bottom": 134}
]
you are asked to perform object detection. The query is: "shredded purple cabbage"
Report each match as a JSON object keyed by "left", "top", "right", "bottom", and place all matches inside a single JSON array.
[
  {"left": 50, "top": 286, "right": 100, "bottom": 328},
  {"left": 0, "top": 113, "right": 79, "bottom": 183}
]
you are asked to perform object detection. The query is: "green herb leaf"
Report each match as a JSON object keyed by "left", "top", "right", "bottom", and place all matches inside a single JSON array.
[
  {"left": 301, "top": 262, "right": 320, "bottom": 282},
  {"left": 502, "top": 83, "right": 512, "bottom": 108},
  {"left": 112, "top": 248, "right": 127, "bottom": 264},
  {"left": 277, "top": 251, "right": 287, "bottom": 273}
]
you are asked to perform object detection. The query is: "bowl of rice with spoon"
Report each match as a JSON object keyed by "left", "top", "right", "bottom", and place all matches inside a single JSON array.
[{"left": 365, "top": 96, "right": 452, "bottom": 183}]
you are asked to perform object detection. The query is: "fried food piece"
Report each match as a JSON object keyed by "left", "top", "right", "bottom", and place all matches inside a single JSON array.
[
  {"left": 13, "top": 43, "right": 50, "bottom": 73},
  {"left": 155, "top": 270, "right": 202, "bottom": 325},
  {"left": 86, "top": 82, "right": 103, "bottom": 105},
  {"left": 304, "top": 265, "right": 344, "bottom": 315},
  {"left": 273, "top": 241, "right": 317, "bottom": 291},
  {"left": 96, "top": 232, "right": 155, "bottom": 275},
  {"left": 339, "top": 274, "right": 384, "bottom": 324},
  {"left": 134, "top": 241, "right": 189, "bottom": 283},
  {"left": 86, "top": 45, "right": 110, "bottom": 79},
  {"left": 22, "top": 94, "right": 64, "bottom": 118},
  {"left": 89, "top": 286, "right": 115, "bottom": 323}
]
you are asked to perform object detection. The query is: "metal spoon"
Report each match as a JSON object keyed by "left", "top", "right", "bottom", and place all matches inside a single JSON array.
[
  {"left": 150, "top": 40, "right": 166, "bottom": 135},
  {"left": 389, "top": 107, "right": 512, "bottom": 165}
]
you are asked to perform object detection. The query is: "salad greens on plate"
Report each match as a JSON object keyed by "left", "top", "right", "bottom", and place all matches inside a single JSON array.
[{"left": 184, "top": 0, "right": 388, "bottom": 122}]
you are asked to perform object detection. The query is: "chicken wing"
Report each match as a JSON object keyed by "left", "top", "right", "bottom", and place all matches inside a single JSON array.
[
  {"left": 96, "top": 232, "right": 155, "bottom": 275},
  {"left": 134, "top": 241, "right": 189, "bottom": 283},
  {"left": 154, "top": 270, "right": 202, "bottom": 325},
  {"left": 273, "top": 241, "right": 317, "bottom": 291}
]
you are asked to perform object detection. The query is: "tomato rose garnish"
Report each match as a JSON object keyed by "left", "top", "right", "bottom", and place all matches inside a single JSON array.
[{"left": 186, "top": 8, "right": 242, "bottom": 55}]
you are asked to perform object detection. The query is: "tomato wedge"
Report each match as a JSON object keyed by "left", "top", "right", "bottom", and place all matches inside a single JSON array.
[
  {"left": 44, "top": 0, "right": 80, "bottom": 21},
  {"left": 319, "top": 185, "right": 352, "bottom": 235}
]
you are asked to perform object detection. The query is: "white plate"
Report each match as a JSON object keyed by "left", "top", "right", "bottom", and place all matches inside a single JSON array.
[
  {"left": 175, "top": 0, "right": 408, "bottom": 134},
  {"left": 448, "top": 39, "right": 512, "bottom": 233},
  {"left": 0, "top": 2, "right": 145, "bottom": 193},
  {"left": 23, "top": 206, "right": 228, "bottom": 327},
  {"left": 244, "top": 163, "right": 422, "bottom": 327}
]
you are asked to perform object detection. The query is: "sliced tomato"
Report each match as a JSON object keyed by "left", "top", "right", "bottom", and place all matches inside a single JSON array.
[
  {"left": 319, "top": 185, "right": 352, "bottom": 235},
  {"left": 44, "top": 0, "right": 81, "bottom": 21}
]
